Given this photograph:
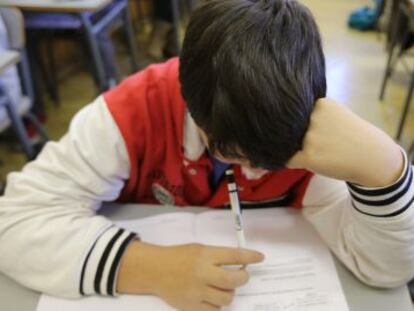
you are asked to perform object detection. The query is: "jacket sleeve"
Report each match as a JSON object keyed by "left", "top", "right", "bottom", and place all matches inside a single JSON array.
[
  {"left": 0, "top": 96, "right": 136, "bottom": 298},
  {"left": 302, "top": 149, "right": 414, "bottom": 288}
]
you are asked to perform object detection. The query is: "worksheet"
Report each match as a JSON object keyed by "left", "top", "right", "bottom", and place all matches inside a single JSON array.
[{"left": 37, "top": 208, "right": 349, "bottom": 311}]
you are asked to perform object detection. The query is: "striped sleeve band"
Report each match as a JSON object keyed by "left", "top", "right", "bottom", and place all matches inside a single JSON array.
[
  {"left": 79, "top": 225, "right": 137, "bottom": 296},
  {"left": 347, "top": 148, "right": 414, "bottom": 217}
]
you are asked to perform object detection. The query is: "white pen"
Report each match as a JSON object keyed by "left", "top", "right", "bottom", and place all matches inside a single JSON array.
[{"left": 225, "top": 169, "right": 246, "bottom": 248}]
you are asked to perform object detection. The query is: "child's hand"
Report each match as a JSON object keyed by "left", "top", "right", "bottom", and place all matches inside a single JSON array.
[
  {"left": 287, "top": 98, "right": 404, "bottom": 187},
  {"left": 117, "top": 241, "right": 264, "bottom": 311}
]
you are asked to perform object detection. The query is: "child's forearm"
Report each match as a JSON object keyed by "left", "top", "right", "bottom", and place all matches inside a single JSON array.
[
  {"left": 287, "top": 98, "right": 405, "bottom": 187},
  {"left": 342, "top": 126, "right": 404, "bottom": 188},
  {"left": 302, "top": 149, "right": 414, "bottom": 288}
]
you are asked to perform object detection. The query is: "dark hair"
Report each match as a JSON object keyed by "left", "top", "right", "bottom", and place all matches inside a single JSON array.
[{"left": 179, "top": 0, "right": 326, "bottom": 170}]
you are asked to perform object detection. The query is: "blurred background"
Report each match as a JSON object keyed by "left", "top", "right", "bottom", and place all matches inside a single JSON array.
[
  {"left": 0, "top": 0, "right": 412, "bottom": 204},
  {"left": 1, "top": 0, "right": 414, "bottom": 306}
]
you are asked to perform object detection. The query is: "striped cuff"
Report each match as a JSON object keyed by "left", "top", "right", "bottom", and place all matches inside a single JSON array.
[
  {"left": 347, "top": 148, "right": 414, "bottom": 217},
  {"left": 79, "top": 225, "right": 137, "bottom": 296}
]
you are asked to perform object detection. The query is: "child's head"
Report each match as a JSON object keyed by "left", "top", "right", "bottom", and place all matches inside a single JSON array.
[{"left": 179, "top": 0, "right": 326, "bottom": 170}]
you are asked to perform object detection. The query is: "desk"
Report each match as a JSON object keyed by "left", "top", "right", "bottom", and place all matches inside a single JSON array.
[
  {"left": 0, "top": 0, "right": 138, "bottom": 92},
  {"left": 0, "top": 203, "right": 412, "bottom": 311},
  {"left": 0, "top": 0, "right": 112, "bottom": 13}
]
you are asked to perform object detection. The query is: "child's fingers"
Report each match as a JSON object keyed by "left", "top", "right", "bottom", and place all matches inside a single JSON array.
[
  {"left": 199, "top": 302, "right": 220, "bottom": 311},
  {"left": 203, "top": 286, "right": 235, "bottom": 307},
  {"left": 206, "top": 265, "right": 249, "bottom": 290},
  {"left": 208, "top": 246, "right": 265, "bottom": 265}
]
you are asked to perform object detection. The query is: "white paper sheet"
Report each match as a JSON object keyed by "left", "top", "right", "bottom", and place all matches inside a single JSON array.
[{"left": 36, "top": 208, "right": 349, "bottom": 311}]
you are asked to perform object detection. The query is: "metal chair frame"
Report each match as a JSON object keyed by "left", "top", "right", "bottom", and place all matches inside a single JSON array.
[{"left": 380, "top": 0, "right": 414, "bottom": 140}]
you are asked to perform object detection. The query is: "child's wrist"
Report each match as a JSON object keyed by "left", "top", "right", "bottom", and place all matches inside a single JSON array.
[{"left": 116, "top": 241, "right": 165, "bottom": 295}]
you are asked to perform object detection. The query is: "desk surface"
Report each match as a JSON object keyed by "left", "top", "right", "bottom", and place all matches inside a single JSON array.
[
  {"left": 0, "top": 203, "right": 412, "bottom": 311},
  {"left": 0, "top": 0, "right": 112, "bottom": 13},
  {"left": 0, "top": 50, "right": 20, "bottom": 74}
]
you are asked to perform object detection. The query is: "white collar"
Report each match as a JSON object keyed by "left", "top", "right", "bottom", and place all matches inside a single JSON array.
[
  {"left": 183, "top": 112, "right": 206, "bottom": 161},
  {"left": 182, "top": 113, "right": 268, "bottom": 180}
]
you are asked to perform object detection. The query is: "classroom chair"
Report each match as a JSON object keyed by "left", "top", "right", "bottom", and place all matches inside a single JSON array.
[
  {"left": 379, "top": 0, "right": 414, "bottom": 141},
  {"left": 0, "top": 8, "right": 48, "bottom": 160},
  {"left": 23, "top": 0, "right": 138, "bottom": 100}
]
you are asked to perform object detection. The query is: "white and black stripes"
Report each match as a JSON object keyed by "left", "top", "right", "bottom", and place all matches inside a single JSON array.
[
  {"left": 347, "top": 150, "right": 414, "bottom": 217},
  {"left": 80, "top": 225, "right": 136, "bottom": 296},
  {"left": 106, "top": 232, "right": 136, "bottom": 295}
]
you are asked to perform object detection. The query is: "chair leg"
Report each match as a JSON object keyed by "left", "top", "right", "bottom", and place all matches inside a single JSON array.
[
  {"left": 186, "top": 0, "right": 195, "bottom": 11},
  {"left": 379, "top": 30, "right": 410, "bottom": 100},
  {"left": 396, "top": 72, "right": 414, "bottom": 141},
  {"left": 379, "top": 43, "right": 397, "bottom": 100},
  {"left": 45, "top": 33, "right": 61, "bottom": 105},
  {"left": 24, "top": 112, "right": 49, "bottom": 142},
  {"left": 135, "top": 0, "right": 144, "bottom": 22},
  {"left": 379, "top": 4, "right": 409, "bottom": 101},
  {"left": 95, "top": 31, "right": 120, "bottom": 85},
  {"left": 79, "top": 12, "right": 108, "bottom": 92},
  {"left": 18, "top": 49, "right": 35, "bottom": 103},
  {"left": 35, "top": 34, "right": 59, "bottom": 105},
  {"left": 78, "top": 33, "right": 100, "bottom": 88},
  {"left": 122, "top": 5, "right": 139, "bottom": 71},
  {"left": 0, "top": 84, "right": 35, "bottom": 160},
  {"left": 170, "top": 0, "right": 181, "bottom": 53},
  {"left": 408, "top": 138, "right": 414, "bottom": 164},
  {"left": 26, "top": 31, "right": 46, "bottom": 117}
]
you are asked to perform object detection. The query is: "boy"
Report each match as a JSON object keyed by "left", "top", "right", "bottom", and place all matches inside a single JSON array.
[{"left": 1, "top": 1, "right": 414, "bottom": 311}]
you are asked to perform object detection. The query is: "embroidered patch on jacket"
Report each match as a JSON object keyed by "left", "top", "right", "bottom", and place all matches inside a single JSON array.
[{"left": 152, "top": 183, "right": 175, "bottom": 206}]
